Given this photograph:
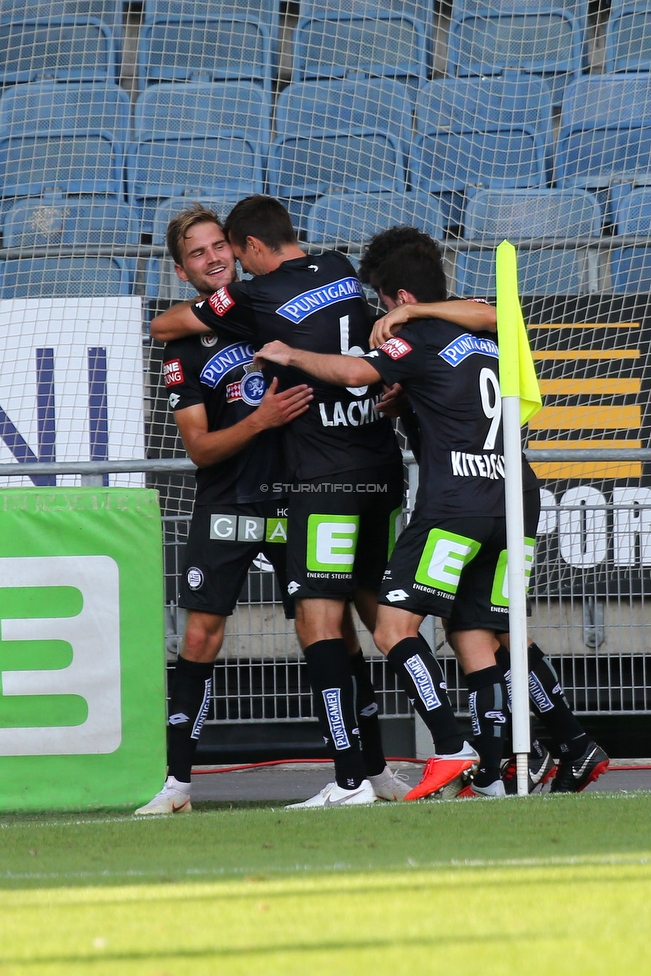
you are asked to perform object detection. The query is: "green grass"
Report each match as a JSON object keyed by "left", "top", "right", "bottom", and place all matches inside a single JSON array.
[{"left": 1, "top": 793, "right": 650, "bottom": 974}]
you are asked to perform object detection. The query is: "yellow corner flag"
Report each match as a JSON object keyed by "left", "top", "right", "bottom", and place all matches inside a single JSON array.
[{"left": 495, "top": 240, "right": 542, "bottom": 426}]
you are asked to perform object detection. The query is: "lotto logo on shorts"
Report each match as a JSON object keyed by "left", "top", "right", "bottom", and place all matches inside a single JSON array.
[
  {"left": 490, "top": 538, "right": 536, "bottom": 607},
  {"left": 306, "top": 515, "right": 359, "bottom": 572},
  {"left": 209, "top": 287, "right": 235, "bottom": 316},
  {"left": 163, "top": 359, "right": 184, "bottom": 386},
  {"left": 378, "top": 337, "right": 412, "bottom": 360},
  {"left": 322, "top": 688, "right": 350, "bottom": 750},
  {"left": 415, "top": 529, "right": 481, "bottom": 594}
]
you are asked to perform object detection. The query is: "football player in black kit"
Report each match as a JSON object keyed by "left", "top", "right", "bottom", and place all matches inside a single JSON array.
[
  {"left": 360, "top": 229, "right": 609, "bottom": 795},
  {"left": 150, "top": 196, "right": 498, "bottom": 807},
  {"left": 257, "top": 229, "right": 609, "bottom": 798},
  {"left": 136, "top": 205, "right": 314, "bottom": 814}
]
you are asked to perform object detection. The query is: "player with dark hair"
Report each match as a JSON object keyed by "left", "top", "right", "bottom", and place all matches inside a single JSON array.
[
  {"left": 150, "top": 196, "right": 498, "bottom": 807},
  {"left": 136, "top": 204, "right": 313, "bottom": 815},
  {"left": 361, "top": 227, "right": 609, "bottom": 795}
]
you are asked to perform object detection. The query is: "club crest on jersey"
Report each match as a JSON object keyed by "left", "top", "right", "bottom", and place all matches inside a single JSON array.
[
  {"left": 163, "top": 359, "right": 184, "bottom": 386},
  {"left": 240, "top": 364, "right": 266, "bottom": 406},
  {"left": 438, "top": 333, "right": 499, "bottom": 367},
  {"left": 200, "top": 342, "right": 256, "bottom": 387},
  {"left": 378, "top": 337, "right": 412, "bottom": 360},
  {"left": 208, "top": 287, "right": 235, "bottom": 316},
  {"left": 275, "top": 277, "right": 364, "bottom": 323}
]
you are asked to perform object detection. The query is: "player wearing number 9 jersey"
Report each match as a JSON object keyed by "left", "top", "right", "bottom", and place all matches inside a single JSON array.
[{"left": 255, "top": 232, "right": 542, "bottom": 799}]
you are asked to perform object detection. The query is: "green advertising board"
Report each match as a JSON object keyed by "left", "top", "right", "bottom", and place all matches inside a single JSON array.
[{"left": 0, "top": 488, "right": 167, "bottom": 811}]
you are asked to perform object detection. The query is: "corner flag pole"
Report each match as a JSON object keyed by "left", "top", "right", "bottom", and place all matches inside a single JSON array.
[{"left": 495, "top": 241, "right": 542, "bottom": 797}]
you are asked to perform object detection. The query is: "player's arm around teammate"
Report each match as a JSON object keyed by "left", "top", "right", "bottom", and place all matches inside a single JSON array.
[{"left": 175, "top": 377, "right": 312, "bottom": 471}]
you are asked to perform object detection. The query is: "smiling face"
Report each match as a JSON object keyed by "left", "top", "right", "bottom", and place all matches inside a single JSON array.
[{"left": 174, "top": 220, "right": 236, "bottom": 297}]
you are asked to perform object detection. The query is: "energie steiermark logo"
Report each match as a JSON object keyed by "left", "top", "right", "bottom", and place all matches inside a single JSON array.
[{"left": 0, "top": 555, "right": 121, "bottom": 756}]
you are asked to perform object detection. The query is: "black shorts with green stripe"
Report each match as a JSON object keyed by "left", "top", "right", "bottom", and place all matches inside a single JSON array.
[
  {"left": 378, "top": 489, "right": 540, "bottom": 633},
  {"left": 284, "top": 462, "right": 404, "bottom": 600}
]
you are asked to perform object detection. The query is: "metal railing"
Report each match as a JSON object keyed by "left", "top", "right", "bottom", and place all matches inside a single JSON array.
[{"left": 1, "top": 454, "right": 650, "bottom": 717}]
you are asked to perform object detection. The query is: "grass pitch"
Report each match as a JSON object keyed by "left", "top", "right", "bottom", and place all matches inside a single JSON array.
[{"left": 1, "top": 792, "right": 650, "bottom": 975}]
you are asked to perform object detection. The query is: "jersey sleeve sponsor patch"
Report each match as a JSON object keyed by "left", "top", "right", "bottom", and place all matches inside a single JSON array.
[
  {"left": 208, "top": 287, "right": 235, "bottom": 316},
  {"left": 438, "top": 333, "right": 499, "bottom": 366},
  {"left": 163, "top": 358, "right": 184, "bottom": 386},
  {"left": 378, "top": 337, "right": 413, "bottom": 360}
]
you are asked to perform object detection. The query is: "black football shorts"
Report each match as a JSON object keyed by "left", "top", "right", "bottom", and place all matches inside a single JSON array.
[
  {"left": 284, "top": 462, "right": 404, "bottom": 600},
  {"left": 378, "top": 489, "right": 540, "bottom": 633},
  {"left": 178, "top": 500, "right": 294, "bottom": 617}
]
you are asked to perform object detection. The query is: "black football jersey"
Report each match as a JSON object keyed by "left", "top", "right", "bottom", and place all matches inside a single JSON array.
[
  {"left": 363, "top": 320, "right": 539, "bottom": 518},
  {"left": 163, "top": 332, "right": 284, "bottom": 505},
  {"left": 191, "top": 250, "right": 401, "bottom": 480}
]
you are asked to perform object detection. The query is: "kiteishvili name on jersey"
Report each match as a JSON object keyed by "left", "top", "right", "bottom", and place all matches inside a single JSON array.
[
  {"left": 318, "top": 393, "right": 383, "bottom": 427},
  {"left": 451, "top": 451, "right": 505, "bottom": 479}
]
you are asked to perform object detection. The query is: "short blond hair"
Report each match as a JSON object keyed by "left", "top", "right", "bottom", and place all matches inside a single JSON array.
[{"left": 166, "top": 203, "right": 223, "bottom": 266}]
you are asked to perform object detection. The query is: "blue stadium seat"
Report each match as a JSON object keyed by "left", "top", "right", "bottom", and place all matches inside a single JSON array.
[
  {"left": 137, "top": 14, "right": 272, "bottom": 91},
  {"left": 462, "top": 187, "right": 602, "bottom": 238},
  {"left": 275, "top": 79, "right": 413, "bottom": 153},
  {"left": 297, "top": 0, "right": 434, "bottom": 70},
  {"left": 455, "top": 188, "right": 600, "bottom": 296},
  {"left": 127, "top": 134, "right": 264, "bottom": 231},
  {"left": 456, "top": 250, "right": 587, "bottom": 296},
  {"left": 305, "top": 190, "right": 443, "bottom": 243},
  {"left": 2, "top": 195, "right": 138, "bottom": 248},
  {"left": 143, "top": 1, "right": 280, "bottom": 63},
  {"left": 611, "top": 187, "right": 651, "bottom": 292},
  {"left": 143, "top": 1, "right": 277, "bottom": 26},
  {"left": 0, "top": 16, "right": 119, "bottom": 85},
  {"left": 0, "top": 257, "right": 133, "bottom": 297},
  {"left": 414, "top": 75, "right": 553, "bottom": 152},
  {"left": 0, "top": 81, "right": 131, "bottom": 145},
  {"left": 605, "top": 3, "right": 651, "bottom": 73},
  {"left": 268, "top": 130, "right": 406, "bottom": 197},
  {"left": 411, "top": 127, "right": 546, "bottom": 192},
  {"left": 452, "top": 0, "right": 585, "bottom": 11},
  {"left": 555, "top": 77, "right": 651, "bottom": 188},
  {"left": 268, "top": 129, "right": 407, "bottom": 237},
  {"left": 448, "top": 5, "right": 585, "bottom": 106},
  {"left": 294, "top": 10, "right": 428, "bottom": 87},
  {"left": 144, "top": 256, "right": 199, "bottom": 301},
  {"left": 134, "top": 82, "right": 270, "bottom": 148},
  {"left": 151, "top": 196, "right": 241, "bottom": 244},
  {"left": 0, "top": 131, "right": 124, "bottom": 200},
  {"left": 0, "top": 2, "right": 123, "bottom": 28}
]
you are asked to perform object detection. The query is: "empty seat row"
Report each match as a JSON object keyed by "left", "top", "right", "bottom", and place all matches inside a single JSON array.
[
  {"left": 2, "top": 123, "right": 651, "bottom": 233},
  {"left": 7, "top": 184, "right": 650, "bottom": 242},
  {"left": 0, "top": 4, "right": 596, "bottom": 97},
  {"left": 0, "top": 256, "right": 133, "bottom": 296},
  {"left": 3, "top": 187, "right": 650, "bottom": 295},
  {"left": 0, "top": 249, "right": 645, "bottom": 300}
]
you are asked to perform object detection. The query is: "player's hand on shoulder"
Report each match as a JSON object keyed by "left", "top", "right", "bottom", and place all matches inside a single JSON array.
[
  {"left": 255, "top": 341, "right": 293, "bottom": 367},
  {"left": 255, "top": 376, "right": 313, "bottom": 429},
  {"left": 370, "top": 307, "right": 409, "bottom": 349},
  {"left": 375, "top": 383, "right": 409, "bottom": 418}
]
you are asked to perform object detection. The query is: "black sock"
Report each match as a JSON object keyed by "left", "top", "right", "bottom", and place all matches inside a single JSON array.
[
  {"left": 349, "top": 648, "right": 386, "bottom": 777},
  {"left": 496, "top": 643, "right": 589, "bottom": 760},
  {"left": 167, "top": 656, "right": 214, "bottom": 783},
  {"left": 386, "top": 637, "right": 463, "bottom": 755},
  {"left": 466, "top": 666, "right": 509, "bottom": 787},
  {"left": 303, "top": 639, "right": 365, "bottom": 790}
]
